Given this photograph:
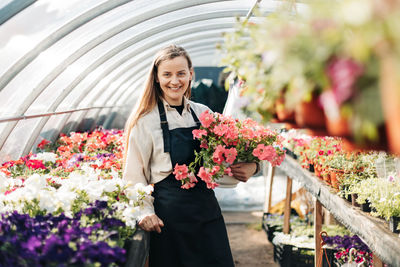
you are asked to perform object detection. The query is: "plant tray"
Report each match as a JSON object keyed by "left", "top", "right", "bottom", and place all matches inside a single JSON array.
[{"left": 273, "top": 243, "right": 335, "bottom": 267}]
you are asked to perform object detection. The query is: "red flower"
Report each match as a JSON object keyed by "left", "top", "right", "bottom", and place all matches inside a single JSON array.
[{"left": 37, "top": 139, "right": 50, "bottom": 149}]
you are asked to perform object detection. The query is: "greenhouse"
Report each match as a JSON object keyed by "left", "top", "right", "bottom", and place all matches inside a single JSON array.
[{"left": 0, "top": 0, "right": 399, "bottom": 266}]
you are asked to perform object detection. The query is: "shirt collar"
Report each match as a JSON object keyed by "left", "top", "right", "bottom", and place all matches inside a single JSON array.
[{"left": 161, "top": 96, "right": 191, "bottom": 112}]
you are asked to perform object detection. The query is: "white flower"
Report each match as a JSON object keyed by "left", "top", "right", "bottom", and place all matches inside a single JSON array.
[
  {"left": 24, "top": 173, "right": 47, "bottom": 191},
  {"left": 31, "top": 152, "right": 58, "bottom": 163},
  {"left": 38, "top": 188, "right": 58, "bottom": 213},
  {"left": 134, "top": 183, "right": 154, "bottom": 195}
]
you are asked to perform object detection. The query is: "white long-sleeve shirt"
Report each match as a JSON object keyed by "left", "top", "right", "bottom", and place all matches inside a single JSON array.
[{"left": 123, "top": 97, "right": 210, "bottom": 219}]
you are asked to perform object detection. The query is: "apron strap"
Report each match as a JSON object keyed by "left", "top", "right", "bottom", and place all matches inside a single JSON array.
[
  {"left": 190, "top": 107, "right": 201, "bottom": 127},
  {"left": 158, "top": 101, "right": 171, "bottom": 153},
  {"left": 157, "top": 100, "right": 202, "bottom": 153}
]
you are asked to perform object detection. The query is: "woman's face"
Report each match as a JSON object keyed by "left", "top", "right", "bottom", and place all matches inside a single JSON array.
[{"left": 157, "top": 56, "right": 193, "bottom": 106}]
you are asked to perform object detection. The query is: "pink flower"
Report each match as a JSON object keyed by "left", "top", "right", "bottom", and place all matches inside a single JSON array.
[
  {"left": 224, "top": 148, "right": 237, "bottom": 164},
  {"left": 270, "top": 153, "right": 285, "bottom": 167},
  {"left": 212, "top": 145, "right": 225, "bottom": 164},
  {"left": 192, "top": 129, "right": 207, "bottom": 139},
  {"left": 318, "top": 150, "right": 324, "bottom": 155},
  {"left": 326, "top": 57, "right": 364, "bottom": 105},
  {"left": 206, "top": 181, "right": 219, "bottom": 189},
  {"left": 173, "top": 164, "right": 189, "bottom": 180},
  {"left": 188, "top": 173, "right": 198, "bottom": 183},
  {"left": 210, "top": 165, "right": 220, "bottom": 175},
  {"left": 213, "top": 124, "right": 229, "bottom": 136},
  {"left": 224, "top": 167, "right": 233, "bottom": 176},
  {"left": 200, "top": 140, "right": 208, "bottom": 149},
  {"left": 198, "top": 167, "right": 212, "bottom": 183},
  {"left": 252, "top": 144, "right": 276, "bottom": 161},
  {"left": 199, "top": 110, "right": 215, "bottom": 128},
  {"left": 181, "top": 182, "right": 196, "bottom": 189},
  {"left": 240, "top": 128, "right": 255, "bottom": 139}
]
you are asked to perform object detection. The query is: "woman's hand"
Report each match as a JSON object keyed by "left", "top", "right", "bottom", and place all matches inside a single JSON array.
[
  {"left": 138, "top": 214, "right": 164, "bottom": 233},
  {"left": 230, "top": 162, "right": 258, "bottom": 182}
]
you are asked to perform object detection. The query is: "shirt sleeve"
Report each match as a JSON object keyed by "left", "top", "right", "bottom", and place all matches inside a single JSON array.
[{"left": 123, "top": 122, "right": 155, "bottom": 220}]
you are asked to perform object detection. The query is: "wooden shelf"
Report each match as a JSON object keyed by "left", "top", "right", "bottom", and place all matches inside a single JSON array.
[{"left": 277, "top": 156, "right": 400, "bottom": 266}]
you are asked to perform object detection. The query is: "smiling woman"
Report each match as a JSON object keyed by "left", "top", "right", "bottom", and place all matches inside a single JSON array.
[
  {"left": 156, "top": 56, "right": 193, "bottom": 106},
  {"left": 122, "top": 44, "right": 258, "bottom": 267}
]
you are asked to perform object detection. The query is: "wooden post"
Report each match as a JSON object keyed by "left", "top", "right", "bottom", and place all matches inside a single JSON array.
[
  {"left": 314, "top": 200, "right": 323, "bottom": 267},
  {"left": 283, "top": 176, "right": 292, "bottom": 234},
  {"left": 263, "top": 163, "right": 275, "bottom": 213},
  {"left": 373, "top": 254, "right": 385, "bottom": 267}
]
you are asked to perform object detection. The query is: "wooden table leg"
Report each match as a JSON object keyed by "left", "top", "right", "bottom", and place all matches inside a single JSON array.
[
  {"left": 263, "top": 163, "right": 275, "bottom": 213},
  {"left": 283, "top": 176, "right": 293, "bottom": 234},
  {"left": 314, "top": 199, "right": 323, "bottom": 267}
]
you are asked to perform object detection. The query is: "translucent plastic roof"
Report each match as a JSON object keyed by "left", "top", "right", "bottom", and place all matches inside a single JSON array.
[{"left": 0, "top": 0, "right": 306, "bottom": 161}]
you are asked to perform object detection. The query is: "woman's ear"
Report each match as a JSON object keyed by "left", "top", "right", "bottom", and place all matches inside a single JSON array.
[{"left": 189, "top": 68, "right": 194, "bottom": 80}]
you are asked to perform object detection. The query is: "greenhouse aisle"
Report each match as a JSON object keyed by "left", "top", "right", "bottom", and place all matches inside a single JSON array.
[{"left": 223, "top": 211, "right": 279, "bottom": 267}]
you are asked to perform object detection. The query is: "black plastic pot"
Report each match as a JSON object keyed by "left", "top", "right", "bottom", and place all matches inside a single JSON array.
[{"left": 389, "top": 216, "right": 400, "bottom": 234}]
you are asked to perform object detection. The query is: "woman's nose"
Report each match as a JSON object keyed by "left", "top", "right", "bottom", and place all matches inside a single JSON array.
[{"left": 171, "top": 75, "right": 180, "bottom": 84}]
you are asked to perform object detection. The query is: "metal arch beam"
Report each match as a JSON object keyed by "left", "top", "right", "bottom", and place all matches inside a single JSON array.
[
  {"left": 8, "top": 6, "right": 248, "bottom": 154},
  {"left": 0, "top": 0, "right": 36, "bottom": 26},
  {"left": 98, "top": 41, "right": 223, "bottom": 112},
  {"left": 99, "top": 46, "right": 221, "bottom": 128},
  {"left": 99, "top": 42, "right": 225, "bottom": 108},
  {"left": 20, "top": 30, "right": 232, "bottom": 155},
  {"left": 119, "top": 48, "right": 221, "bottom": 109},
  {"left": 0, "top": 0, "right": 132, "bottom": 91},
  {"left": 0, "top": 1, "right": 237, "bottom": 143},
  {"left": 102, "top": 47, "right": 222, "bottom": 128},
  {"left": 101, "top": 43, "right": 222, "bottom": 118},
  {"left": 61, "top": 30, "right": 232, "bottom": 138},
  {"left": 109, "top": 43, "right": 223, "bottom": 108},
  {"left": 12, "top": 10, "right": 249, "bottom": 155}
]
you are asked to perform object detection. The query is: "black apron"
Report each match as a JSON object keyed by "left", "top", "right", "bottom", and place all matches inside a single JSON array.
[{"left": 149, "top": 101, "right": 234, "bottom": 267}]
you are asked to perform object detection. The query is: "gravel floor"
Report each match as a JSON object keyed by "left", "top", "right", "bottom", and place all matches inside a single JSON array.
[{"left": 223, "top": 211, "right": 279, "bottom": 267}]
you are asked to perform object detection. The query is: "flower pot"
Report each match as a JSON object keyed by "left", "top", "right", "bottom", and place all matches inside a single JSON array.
[
  {"left": 294, "top": 97, "right": 326, "bottom": 129},
  {"left": 285, "top": 149, "right": 298, "bottom": 160},
  {"left": 314, "top": 164, "right": 322, "bottom": 178},
  {"left": 361, "top": 200, "right": 372, "bottom": 213},
  {"left": 325, "top": 116, "right": 351, "bottom": 137},
  {"left": 217, "top": 174, "right": 240, "bottom": 188},
  {"left": 276, "top": 98, "right": 295, "bottom": 122},
  {"left": 309, "top": 164, "right": 315, "bottom": 173},
  {"left": 323, "top": 172, "right": 331, "bottom": 185},
  {"left": 329, "top": 169, "right": 344, "bottom": 191},
  {"left": 389, "top": 216, "right": 400, "bottom": 233},
  {"left": 329, "top": 172, "right": 339, "bottom": 191}
]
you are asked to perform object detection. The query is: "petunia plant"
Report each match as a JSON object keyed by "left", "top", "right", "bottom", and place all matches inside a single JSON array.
[{"left": 173, "top": 110, "right": 285, "bottom": 189}]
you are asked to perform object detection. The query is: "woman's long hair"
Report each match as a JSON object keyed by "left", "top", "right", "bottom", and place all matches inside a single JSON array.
[{"left": 123, "top": 45, "right": 193, "bottom": 166}]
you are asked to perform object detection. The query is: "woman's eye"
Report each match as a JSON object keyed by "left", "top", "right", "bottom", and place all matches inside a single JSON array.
[{"left": 163, "top": 73, "right": 170, "bottom": 77}]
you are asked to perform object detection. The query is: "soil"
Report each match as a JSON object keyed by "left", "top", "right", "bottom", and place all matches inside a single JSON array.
[{"left": 223, "top": 211, "right": 279, "bottom": 267}]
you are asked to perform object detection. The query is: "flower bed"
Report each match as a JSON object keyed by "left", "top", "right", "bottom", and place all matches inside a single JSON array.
[{"left": 0, "top": 128, "right": 152, "bottom": 266}]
